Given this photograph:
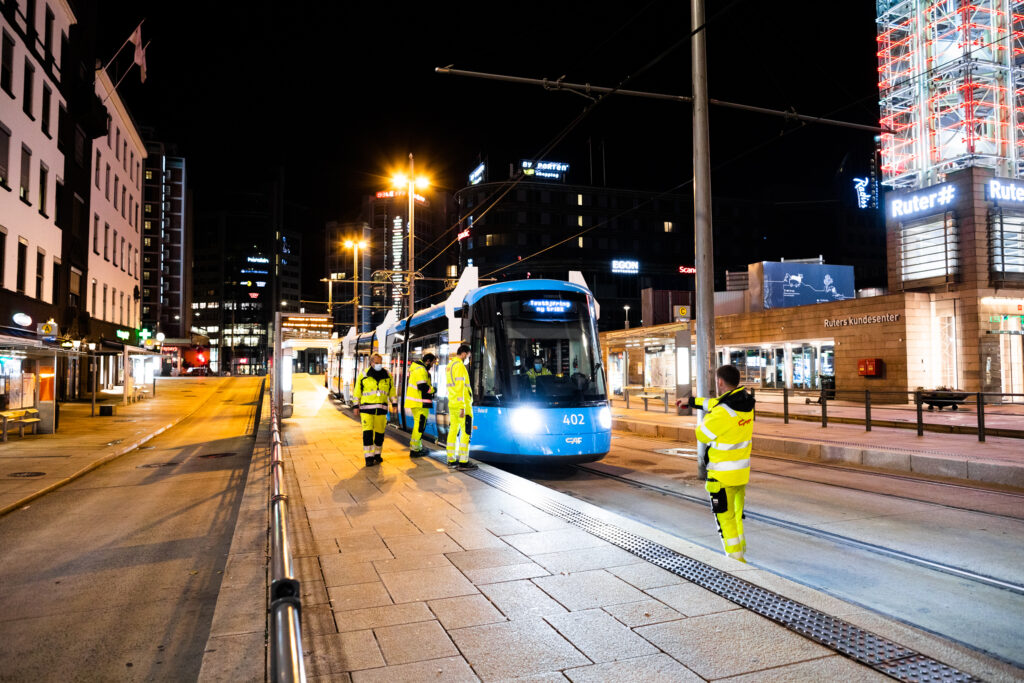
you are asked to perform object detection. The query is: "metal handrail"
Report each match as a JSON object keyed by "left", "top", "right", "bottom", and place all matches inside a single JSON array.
[{"left": 267, "top": 385, "right": 306, "bottom": 682}]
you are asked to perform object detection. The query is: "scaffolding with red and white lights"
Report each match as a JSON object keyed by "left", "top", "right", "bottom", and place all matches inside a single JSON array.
[{"left": 877, "top": 0, "right": 1024, "bottom": 189}]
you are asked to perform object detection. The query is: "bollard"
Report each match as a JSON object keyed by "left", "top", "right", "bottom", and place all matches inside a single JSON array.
[
  {"left": 783, "top": 387, "right": 789, "bottom": 424},
  {"left": 915, "top": 390, "right": 924, "bottom": 437},
  {"left": 865, "top": 389, "right": 872, "bottom": 432},
  {"left": 821, "top": 391, "right": 828, "bottom": 428},
  {"left": 977, "top": 392, "right": 986, "bottom": 443}
]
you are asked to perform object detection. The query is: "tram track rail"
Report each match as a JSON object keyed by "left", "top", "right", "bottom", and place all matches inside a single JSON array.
[
  {"left": 573, "top": 463, "right": 1024, "bottom": 598},
  {"left": 611, "top": 434, "right": 1024, "bottom": 521}
]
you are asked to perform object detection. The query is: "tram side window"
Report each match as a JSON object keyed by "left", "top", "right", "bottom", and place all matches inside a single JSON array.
[{"left": 474, "top": 326, "right": 500, "bottom": 402}]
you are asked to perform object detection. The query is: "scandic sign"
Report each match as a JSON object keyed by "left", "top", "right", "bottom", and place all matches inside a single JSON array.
[{"left": 824, "top": 313, "right": 901, "bottom": 328}]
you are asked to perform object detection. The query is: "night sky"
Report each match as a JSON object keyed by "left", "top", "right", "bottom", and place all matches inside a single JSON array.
[{"left": 99, "top": 1, "right": 880, "bottom": 286}]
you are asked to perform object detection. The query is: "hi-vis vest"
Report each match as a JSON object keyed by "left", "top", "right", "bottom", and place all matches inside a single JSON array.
[
  {"left": 446, "top": 357, "right": 473, "bottom": 412},
  {"left": 354, "top": 370, "right": 396, "bottom": 411},
  {"left": 694, "top": 387, "right": 753, "bottom": 487},
  {"left": 526, "top": 366, "right": 552, "bottom": 386},
  {"left": 405, "top": 361, "right": 434, "bottom": 410}
]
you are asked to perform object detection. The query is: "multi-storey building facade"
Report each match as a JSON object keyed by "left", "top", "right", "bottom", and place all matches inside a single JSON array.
[
  {"left": 361, "top": 188, "right": 454, "bottom": 326},
  {"left": 0, "top": 0, "right": 74, "bottom": 329},
  {"left": 141, "top": 138, "right": 190, "bottom": 339},
  {"left": 324, "top": 220, "right": 371, "bottom": 332},
  {"left": 191, "top": 181, "right": 302, "bottom": 375},
  {"left": 87, "top": 68, "right": 144, "bottom": 338}
]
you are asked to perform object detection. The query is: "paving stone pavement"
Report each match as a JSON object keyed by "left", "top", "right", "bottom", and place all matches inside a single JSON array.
[{"left": 266, "top": 375, "right": 1024, "bottom": 683}]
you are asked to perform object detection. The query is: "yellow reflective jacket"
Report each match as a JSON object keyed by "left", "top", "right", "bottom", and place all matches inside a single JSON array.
[
  {"left": 355, "top": 367, "right": 396, "bottom": 414},
  {"left": 446, "top": 357, "right": 473, "bottom": 413},
  {"left": 526, "top": 366, "right": 552, "bottom": 386},
  {"left": 694, "top": 387, "right": 755, "bottom": 487},
  {"left": 405, "top": 360, "right": 435, "bottom": 409}
]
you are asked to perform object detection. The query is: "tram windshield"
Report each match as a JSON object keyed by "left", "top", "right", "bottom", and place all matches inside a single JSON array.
[{"left": 476, "top": 292, "right": 607, "bottom": 406}]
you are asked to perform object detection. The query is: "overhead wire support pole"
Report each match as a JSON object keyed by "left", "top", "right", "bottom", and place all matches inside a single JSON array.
[
  {"left": 692, "top": 0, "right": 714, "bottom": 482},
  {"left": 435, "top": 67, "right": 886, "bottom": 134}
]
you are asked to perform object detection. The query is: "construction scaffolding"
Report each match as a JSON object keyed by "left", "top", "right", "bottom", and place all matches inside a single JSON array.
[{"left": 877, "top": 0, "right": 1024, "bottom": 189}]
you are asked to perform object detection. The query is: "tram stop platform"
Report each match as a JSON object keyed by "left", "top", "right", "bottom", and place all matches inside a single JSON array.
[
  {"left": 611, "top": 402, "right": 1024, "bottom": 490},
  {"left": 208, "top": 374, "right": 1022, "bottom": 682}
]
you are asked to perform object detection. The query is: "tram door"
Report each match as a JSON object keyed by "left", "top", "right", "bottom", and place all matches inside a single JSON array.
[{"left": 434, "top": 333, "right": 450, "bottom": 443}]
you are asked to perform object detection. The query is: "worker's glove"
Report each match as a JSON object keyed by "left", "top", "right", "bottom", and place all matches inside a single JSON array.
[
  {"left": 704, "top": 479, "right": 722, "bottom": 494},
  {"left": 353, "top": 408, "right": 360, "bottom": 417},
  {"left": 459, "top": 409, "right": 465, "bottom": 418},
  {"left": 688, "top": 396, "right": 699, "bottom": 409}
]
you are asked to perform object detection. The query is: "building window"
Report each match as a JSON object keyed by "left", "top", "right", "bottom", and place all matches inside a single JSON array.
[
  {"left": 0, "top": 32, "right": 13, "bottom": 96},
  {"left": 119, "top": 292, "right": 124, "bottom": 324},
  {"left": 145, "top": 169, "right": 152, "bottom": 180},
  {"left": 38, "top": 162, "right": 47, "bottom": 215},
  {"left": 113, "top": 230, "right": 118, "bottom": 266},
  {"left": 113, "top": 176, "right": 118, "bottom": 209},
  {"left": 20, "top": 146, "right": 30, "bottom": 201},
  {"left": 115, "top": 128, "right": 120, "bottom": 159},
  {"left": 22, "top": 60, "right": 33, "bottom": 118},
  {"left": 16, "top": 239, "right": 27, "bottom": 294},
  {"left": 102, "top": 284, "right": 107, "bottom": 319},
  {"left": 143, "top": 236, "right": 151, "bottom": 247},
  {"left": 70, "top": 266, "right": 82, "bottom": 308},
  {"left": 120, "top": 236, "right": 125, "bottom": 271},
  {"left": 899, "top": 212, "right": 959, "bottom": 284},
  {"left": 0, "top": 121, "right": 9, "bottom": 186},
  {"left": 95, "top": 151, "right": 101, "bottom": 187},
  {"left": 44, "top": 7, "right": 53, "bottom": 59},
  {"left": 121, "top": 186, "right": 126, "bottom": 217},
  {"left": 129, "top": 151, "right": 134, "bottom": 180},
  {"left": 989, "top": 209, "right": 1024, "bottom": 281},
  {"left": 104, "top": 223, "right": 110, "bottom": 260},
  {"left": 93, "top": 214, "right": 99, "bottom": 253},
  {"left": 91, "top": 279, "right": 97, "bottom": 314},
  {"left": 41, "top": 84, "right": 51, "bottom": 136},
  {"left": 35, "top": 250, "right": 44, "bottom": 299},
  {"left": 122, "top": 141, "right": 126, "bottom": 167},
  {"left": 447, "top": 265, "right": 458, "bottom": 277},
  {"left": 105, "top": 164, "right": 110, "bottom": 199},
  {"left": 51, "top": 259, "right": 58, "bottom": 302},
  {"left": 0, "top": 231, "right": 5, "bottom": 285},
  {"left": 145, "top": 203, "right": 151, "bottom": 214},
  {"left": 664, "top": 221, "right": 674, "bottom": 233},
  {"left": 144, "top": 220, "right": 151, "bottom": 231}
]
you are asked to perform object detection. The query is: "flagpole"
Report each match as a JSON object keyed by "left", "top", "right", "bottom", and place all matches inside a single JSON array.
[
  {"left": 103, "top": 40, "right": 150, "bottom": 103},
  {"left": 101, "top": 19, "right": 145, "bottom": 73}
]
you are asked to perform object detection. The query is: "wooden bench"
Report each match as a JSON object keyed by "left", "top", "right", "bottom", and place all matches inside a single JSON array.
[{"left": 1, "top": 408, "right": 42, "bottom": 442}]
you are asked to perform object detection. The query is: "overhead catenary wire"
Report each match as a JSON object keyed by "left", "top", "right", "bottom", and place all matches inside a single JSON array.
[{"left": 417, "top": 0, "right": 745, "bottom": 276}]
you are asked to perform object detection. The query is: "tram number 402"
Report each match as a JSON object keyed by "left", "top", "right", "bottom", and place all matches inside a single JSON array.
[{"left": 563, "top": 414, "right": 585, "bottom": 426}]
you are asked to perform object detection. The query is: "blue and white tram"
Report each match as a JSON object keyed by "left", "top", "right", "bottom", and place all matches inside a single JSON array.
[{"left": 328, "top": 269, "right": 611, "bottom": 465}]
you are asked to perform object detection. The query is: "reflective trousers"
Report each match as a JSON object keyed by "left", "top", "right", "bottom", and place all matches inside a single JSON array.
[
  {"left": 711, "top": 484, "right": 746, "bottom": 562},
  {"left": 410, "top": 407, "right": 430, "bottom": 451},
  {"left": 360, "top": 412, "right": 387, "bottom": 459},
  {"left": 446, "top": 413, "right": 472, "bottom": 463}
]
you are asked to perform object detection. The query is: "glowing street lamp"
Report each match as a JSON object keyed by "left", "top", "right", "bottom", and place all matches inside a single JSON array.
[
  {"left": 623, "top": 305, "right": 631, "bottom": 330},
  {"left": 391, "top": 154, "right": 430, "bottom": 318},
  {"left": 344, "top": 239, "right": 368, "bottom": 332}
]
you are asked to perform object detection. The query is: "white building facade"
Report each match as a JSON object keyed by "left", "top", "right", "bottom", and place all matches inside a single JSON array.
[
  {"left": 0, "top": 0, "right": 75, "bottom": 316},
  {"left": 88, "top": 68, "right": 145, "bottom": 332}
]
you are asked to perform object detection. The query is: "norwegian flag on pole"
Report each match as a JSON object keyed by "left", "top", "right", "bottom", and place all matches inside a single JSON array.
[{"left": 128, "top": 21, "right": 147, "bottom": 82}]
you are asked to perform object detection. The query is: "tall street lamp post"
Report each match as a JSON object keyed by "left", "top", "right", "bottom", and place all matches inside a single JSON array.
[
  {"left": 623, "top": 305, "right": 631, "bottom": 330},
  {"left": 344, "top": 239, "right": 367, "bottom": 332},
  {"left": 392, "top": 155, "right": 429, "bottom": 319}
]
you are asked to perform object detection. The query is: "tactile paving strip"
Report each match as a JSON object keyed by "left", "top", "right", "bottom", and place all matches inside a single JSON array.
[{"left": 467, "top": 466, "right": 980, "bottom": 682}]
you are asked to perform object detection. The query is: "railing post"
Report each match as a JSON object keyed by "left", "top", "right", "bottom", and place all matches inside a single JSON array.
[
  {"left": 821, "top": 390, "right": 828, "bottom": 428},
  {"left": 625, "top": 388, "right": 629, "bottom": 410},
  {"left": 663, "top": 389, "right": 669, "bottom": 413},
  {"left": 864, "top": 389, "right": 872, "bottom": 432},
  {"left": 915, "top": 390, "right": 924, "bottom": 436},
  {"left": 977, "top": 392, "right": 986, "bottom": 443},
  {"left": 783, "top": 386, "right": 789, "bottom": 424}
]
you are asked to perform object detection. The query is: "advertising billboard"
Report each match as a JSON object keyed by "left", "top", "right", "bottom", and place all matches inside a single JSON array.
[{"left": 761, "top": 262, "right": 854, "bottom": 310}]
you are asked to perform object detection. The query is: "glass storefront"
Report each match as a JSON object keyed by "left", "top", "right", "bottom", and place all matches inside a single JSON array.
[{"left": 722, "top": 342, "right": 834, "bottom": 390}]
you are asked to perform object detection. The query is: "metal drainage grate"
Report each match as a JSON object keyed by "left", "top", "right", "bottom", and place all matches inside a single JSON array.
[
  {"left": 137, "top": 462, "right": 179, "bottom": 469},
  {"left": 198, "top": 452, "right": 237, "bottom": 459},
  {"left": 8, "top": 471, "right": 45, "bottom": 478},
  {"left": 465, "top": 466, "right": 980, "bottom": 683}
]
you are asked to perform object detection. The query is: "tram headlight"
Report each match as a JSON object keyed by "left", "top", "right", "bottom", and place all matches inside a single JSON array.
[
  {"left": 511, "top": 407, "right": 543, "bottom": 434},
  {"left": 598, "top": 406, "right": 612, "bottom": 430}
]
